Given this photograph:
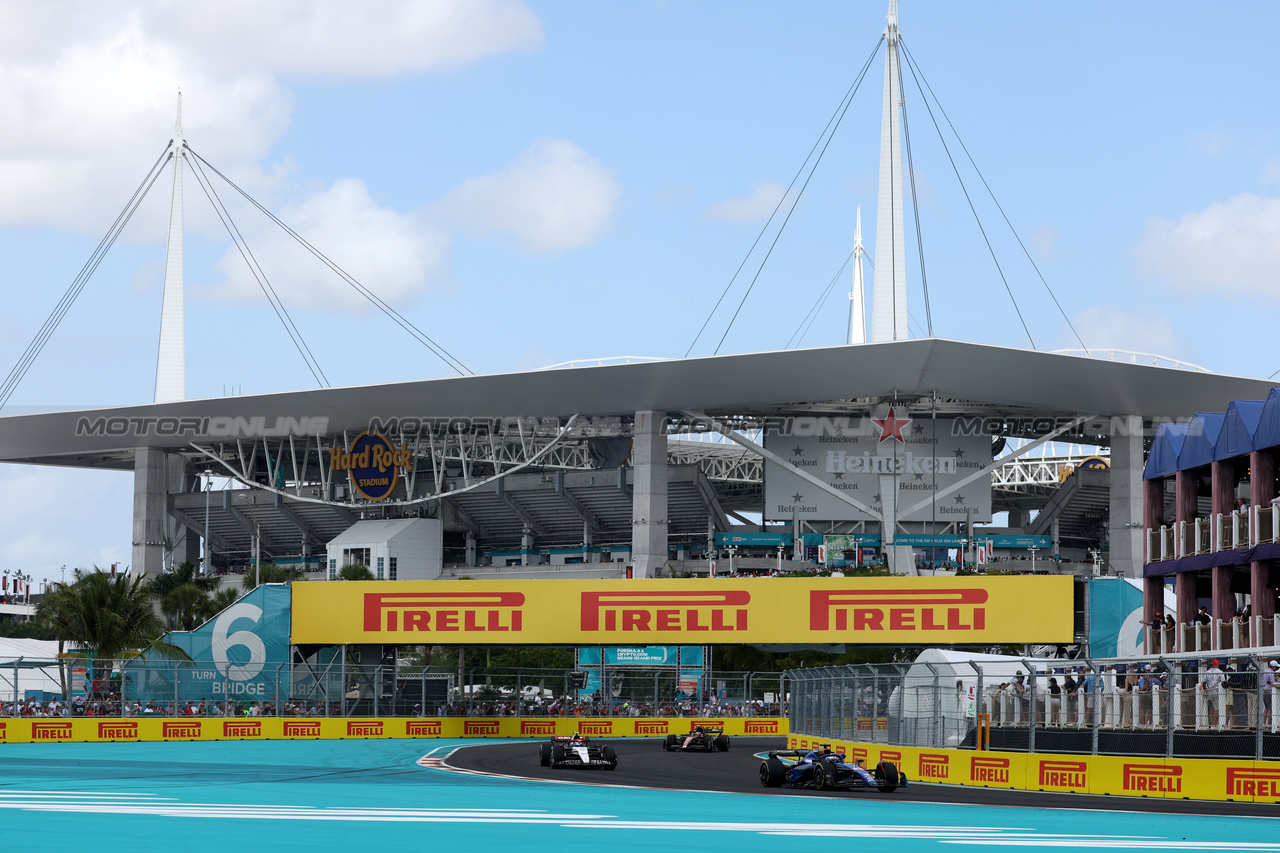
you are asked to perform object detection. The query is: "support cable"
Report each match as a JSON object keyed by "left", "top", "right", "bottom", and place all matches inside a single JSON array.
[
  {"left": 714, "top": 39, "right": 883, "bottom": 356},
  {"left": 186, "top": 151, "right": 329, "bottom": 387},
  {"left": 897, "top": 44, "right": 1035, "bottom": 350},
  {"left": 684, "top": 36, "right": 884, "bottom": 358},
  {"left": 787, "top": 250, "right": 854, "bottom": 348},
  {"left": 187, "top": 147, "right": 471, "bottom": 377},
  {"left": 896, "top": 45, "right": 932, "bottom": 337},
  {"left": 902, "top": 39, "right": 1087, "bottom": 350},
  {"left": 0, "top": 144, "right": 173, "bottom": 410}
]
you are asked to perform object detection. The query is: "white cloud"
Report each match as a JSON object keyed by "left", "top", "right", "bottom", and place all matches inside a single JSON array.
[
  {"left": 0, "top": 1, "right": 541, "bottom": 231},
  {"left": 1132, "top": 193, "right": 1280, "bottom": 295},
  {"left": 439, "top": 139, "right": 622, "bottom": 252},
  {"left": 0, "top": 464, "right": 132, "bottom": 575},
  {"left": 705, "top": 181, "right": 789, "bottom": 223},
  {"left": 204, "top": 178, "right": 450, "bottom": 310},
  {"left": 1057, "top": 305, "right": 1185, "bottom": 361},
  {"left": 1026, "top": 224, "right": 1057, "bottom": 262}
]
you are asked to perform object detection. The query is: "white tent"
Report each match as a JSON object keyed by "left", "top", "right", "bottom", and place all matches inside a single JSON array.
[
  {"left": 0, "top": 638, "right": 65, "bottom": 700},
  {"left": 890, "top": 648, "right": 1067, "bottom": 746}
]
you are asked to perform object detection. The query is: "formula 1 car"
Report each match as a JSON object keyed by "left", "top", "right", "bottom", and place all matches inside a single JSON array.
[
  {"left": 538, "top": 734, "right": 618, "bottom": 770},
  {"left": 759, "top": 747, "right": 905, "bottom": 793},
  {"left": 663, "top": 726, "right": 730, "bottom": 752}
]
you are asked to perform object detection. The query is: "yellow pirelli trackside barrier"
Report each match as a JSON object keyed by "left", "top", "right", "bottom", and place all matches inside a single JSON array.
[
  {"left": 0, "top": 716, "right": 787, "bottom": 745},
  {"left": 292, "top": 576, "right": 1074, "bottom": 645},
  {"left": 786, "top": 735, "right": 1280, "bottom": 804}
]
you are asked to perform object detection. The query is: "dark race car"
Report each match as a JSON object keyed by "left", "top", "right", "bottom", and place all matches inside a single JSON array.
[
  {"left": 663, "top": 726, "right": 730, "bottom": 752},
  {"left": 538, "top": 734, "right": 618, "bottom": 770},
  {"left": 759, "top": 746, "right": 906, "bottom": 793}
]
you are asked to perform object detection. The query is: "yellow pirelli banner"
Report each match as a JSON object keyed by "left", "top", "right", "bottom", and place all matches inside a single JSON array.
[
  {"left": 291, "top": 576, "right": 1072, "bottom": 645},
  {"left": 0, "top": 716, "right": 786, "bottom": 744},
  {"left": 786, "top": 736, "right": 1280, "bottom": 803}
]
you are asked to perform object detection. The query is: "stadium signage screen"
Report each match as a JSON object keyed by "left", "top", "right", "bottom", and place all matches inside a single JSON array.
[
  {"left": 291, "top": 577, "right": 1071, "bottom": 645},
  {"left": 328, "top": 431, "right": 410, "bottom": 501}
]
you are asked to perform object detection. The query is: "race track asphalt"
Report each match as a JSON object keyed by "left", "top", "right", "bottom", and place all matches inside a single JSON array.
[{"left": 447, "top": 736, "right": 1280, "bottom": 817}]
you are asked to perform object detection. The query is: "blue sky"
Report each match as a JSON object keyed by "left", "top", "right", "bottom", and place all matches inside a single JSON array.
[{"left": 1, "top": 0, "right": 1278, "bottom": 579}]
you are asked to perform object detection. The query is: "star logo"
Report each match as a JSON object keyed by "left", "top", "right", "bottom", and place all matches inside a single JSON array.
[
  {"left": 872, "top": 492, "right": 882, "bottom": 504},
  {"left": 790, "top": 493, "right": 804, "bottom": 504},
  {"left": 913, "top": 472, "right": 925, "bottom": 481},
  {"left": 953, "top": 447, "right": 966, "bottom": 459},
  {"left": 912, "top": 423, "right": 926, "bottom": 435},
  {"left": 832, "top": 472, "right": 844, "bottom": 480},
  {"left": 873, "top": 407, "right": 912, "bottom": 443},
  {"left": 791, "top": 446, "right": 804, "bottom": 457},
  {"left": 953, "top": 495, "right": 967, "bottom": 505}
]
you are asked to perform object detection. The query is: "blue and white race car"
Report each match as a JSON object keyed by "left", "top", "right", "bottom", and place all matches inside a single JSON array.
[{"left": 759, "top": 746, "right": 905, "bottom": 793}]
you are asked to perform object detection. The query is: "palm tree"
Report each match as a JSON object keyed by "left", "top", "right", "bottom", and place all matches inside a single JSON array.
[
  {"left": 151, "top": 561, "right": 222, "bottom": 630},
  {"left": 36, "top": 569, "right": 189, "bottom": 700},
  {"left": 241, "top": 563, "right": 305, "bottom": 592},
  {"left": 336, "top": 563, "right": 375, "bottom": 581}
]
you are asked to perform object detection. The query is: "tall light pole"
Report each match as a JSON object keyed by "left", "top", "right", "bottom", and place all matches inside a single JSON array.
[{"left": 203, "top": 470, "right": 212, "bottom": 577}]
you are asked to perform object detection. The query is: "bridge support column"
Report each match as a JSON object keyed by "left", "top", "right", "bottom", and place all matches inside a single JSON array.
[
  {"left": 465, "top": 532, "right": 476, "bottom": 567},
  {"left": 167, "top": 453, "right": 199, "bottom": 570},
  {"left": 132, "top": 447, "right": 167, "bottom": 582},
  {"left": 1108, "top": 415, "right": 1143, "bottom": 578},
  {"left": 630, "top": 410, "right": 668, "bottom": 578}
]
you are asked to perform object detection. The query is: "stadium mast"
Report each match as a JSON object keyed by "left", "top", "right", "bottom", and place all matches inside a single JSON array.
[
  {"left": 849, "top": 205, "right": 867, "bottom": 344},
  {"left": 154, "top": 93, "right": 186, "bottom": 403},
  {"left": 870, "top": 0, "right": 907, "bottom": 342}
]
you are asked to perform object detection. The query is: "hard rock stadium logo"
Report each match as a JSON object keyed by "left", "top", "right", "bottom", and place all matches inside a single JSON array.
[
  {"left": 347, "top": 721, "right": 384, "bottom": 737},
  {"left": 1226, "top": 767, "right": 1280, "bottom": 797},
  {"left": 634, "top": 721, "right": 669, "bottom": 735},
  {"left": 809, "top": 588, "right": 988, "bottom": 632},
  {"left": 98, "top": 721, "right": 138, "bottom": 739},
  {"left": 917, "top": 753, "right": 950, "bottom": 780},
  {"left": 31, "top": 722, "right": 73, "bottom": 740},
  {"left": 163, "top": 721, "right": 202, "bottom": 738},
  {"left": 224, "top": 721, "right": 262, "bottom": 738},
  {"left": 464, "top": 721, "right": 500, "bottom": 736},
  {"left": 520, "top": 721, "right": 558, "bottom": 736},
  {"left": 406, "top": 721, "right": 443, "bottom": 737},
  {"left": 579, "top": 721, "right": 613, "bottom": 736},
  {"left": 579, "top": 590, "right": 749, "bottom": 632},
  {"left": 1039, "top": 760, "right": 1087, "bottom": 789},
  {"left": 744, "top": 720, "right": 778, "bottom": 734},
  {"left": 284, "top": 721, "right": 322, "bottom": 737},
  {"left": 1123, "top": 764, "right": 1181, "bottom": 794},
  {"left": 363, "top": 591, "right": 524, "bottom": 633},
  {"left": 970, "top": 756, "right": 1010, "bottom": 784},
  {"left": 329, "top": 431, "right": 411, "bottom": 502}
]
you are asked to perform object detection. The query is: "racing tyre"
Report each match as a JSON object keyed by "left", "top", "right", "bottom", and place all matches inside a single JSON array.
[
  {"left": 664, "top": 734, "right": 678, "bottom": 751},
  {"left": 814, "top": 762, "right": 832, "bottom": 791},
  {"left": 551, "top": 743, "right": 566, "bottom": 766},
  {"left": 602, "top": 745, "right": 618, "bottom": 770},
  {"left": 875, "top": 760, "right": 899, "bottom": 793},
  {"left": 759, "top": 757, "right": 786, "bottom": 788},
  {"left": 715, "top": 735, "right": 730, "bottom": 751},
  {"left": 539, "top": 743, "right": 552, "bottom": 766}
]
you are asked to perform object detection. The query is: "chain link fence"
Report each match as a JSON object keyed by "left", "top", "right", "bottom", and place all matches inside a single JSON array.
[
  {"left": 786, "top": 651, "right": 1280, "bottom": 760},
  {"left": 1, "top": 658, "right": 785, "bottom": 719}
]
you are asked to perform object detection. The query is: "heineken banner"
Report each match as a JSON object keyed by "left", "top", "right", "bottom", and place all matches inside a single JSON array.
[{"left": 763, "top": 412, "right": 992, "bottom": 522}]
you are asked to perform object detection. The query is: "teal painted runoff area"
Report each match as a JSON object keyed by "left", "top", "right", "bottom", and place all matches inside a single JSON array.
[{"left": 0, "top": 739, "right": 1273, "bottom": 851}]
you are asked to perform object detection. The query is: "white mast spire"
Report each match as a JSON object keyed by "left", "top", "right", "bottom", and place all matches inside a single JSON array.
[
  {"left": 849, "top": 205, "right": 867, "bottom": 344},
  {"left": 870, "top": 0, "right": 908, "bottom": 342},
  {"left": 155, "top": 92, "right": 186, "bottom": 403}
]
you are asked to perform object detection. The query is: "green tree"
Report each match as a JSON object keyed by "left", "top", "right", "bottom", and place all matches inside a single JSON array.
[
  {"left": 336, "top": 563, "right": 375, "bottom": 581},
  {"left": 36, "top": 570, "right": 189, "bottom": 699},
  {"left": 241, "top": 563, "right": 305, "bottom": 592},
  {"left": 150, "top": 561, "right": 222, "bottom": 631}
]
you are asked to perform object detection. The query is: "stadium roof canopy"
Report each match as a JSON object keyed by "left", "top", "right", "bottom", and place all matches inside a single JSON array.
[{"left": 0, "top": 338, "right": 1274, "bottom": 468}]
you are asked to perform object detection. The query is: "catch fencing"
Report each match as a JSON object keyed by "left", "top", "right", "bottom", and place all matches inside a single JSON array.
[
  {"left": 786, "top": 651, "right": 1280, "bottom": 760},
  {"left": 1, "top": 658, "right": 783, "bottom": 719}
]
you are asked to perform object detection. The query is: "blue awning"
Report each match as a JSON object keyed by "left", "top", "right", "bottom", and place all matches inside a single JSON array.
[
  {"left": 1252, "top": 388, "right": 1280, "bottom": 451},
  {"left": 1177, "top": 412, "right": 1226, "bottom": 471},
  {"left": 1215, "top": 399, "right": 1265, "bottom": 461},
  {"left": 1144, "top": 422, "right": 1188, "bottom": 480}
]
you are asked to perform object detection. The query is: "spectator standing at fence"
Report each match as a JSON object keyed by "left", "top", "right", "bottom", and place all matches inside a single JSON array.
[
  {"left": 1201, "top": 659, "right": 1226, "bottom": 727},
  {"left": 1046, "top": 677, "right": 1062, "bottom": 726},
  {"left": 1196, "top": 606, "right": 1211, "bottom": 626},
  {"left": 1266, "top": 661, "right": 1280, "bottom": 727}
]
